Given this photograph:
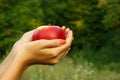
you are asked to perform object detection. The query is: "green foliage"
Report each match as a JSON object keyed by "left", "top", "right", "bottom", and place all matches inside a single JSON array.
[
  {"left": 0, "top": 0, "right": 120, "bottom": 65},
  {"left": 0, "top": 0, "right": 120, "bottom": 79},
  {"left": 102, "top": 0, "right": 120, "bottom": 29},
  {"left": 0, "top": 0, "right": 43, "bottom": 57}
]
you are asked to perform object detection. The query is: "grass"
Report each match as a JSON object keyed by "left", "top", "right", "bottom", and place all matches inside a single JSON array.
[
  {"left": 21, "top": 57, "right": 120, "bottom": 80},
  {"left": 1, "top": 47, "right": 119, "bottom": 80}
]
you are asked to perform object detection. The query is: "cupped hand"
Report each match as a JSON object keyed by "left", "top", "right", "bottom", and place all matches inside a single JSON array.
[{"left": 12, "top": 27, "right": 73, "bottom": 66}]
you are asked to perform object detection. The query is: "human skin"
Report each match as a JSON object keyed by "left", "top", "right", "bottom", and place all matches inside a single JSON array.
[{"left": 0, "top": 27, "right": 73, "bottom": 80}]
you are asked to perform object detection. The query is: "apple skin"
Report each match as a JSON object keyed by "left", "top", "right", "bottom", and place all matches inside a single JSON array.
[{"left": 32, "top": 26, "right": 66, "bottom": 41}]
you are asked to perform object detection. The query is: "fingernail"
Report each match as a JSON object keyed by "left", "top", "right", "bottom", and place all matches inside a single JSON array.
[{"left": 59, "top": 40, "right": 66, "bottom": 44}]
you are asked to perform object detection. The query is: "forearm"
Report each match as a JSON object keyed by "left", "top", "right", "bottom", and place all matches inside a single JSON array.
[
  {"left": 0, "top": 55, "right": 27, "bottom": 80},
  {"left": 0, "top": 52, "right": 16, "bottom": 78}
]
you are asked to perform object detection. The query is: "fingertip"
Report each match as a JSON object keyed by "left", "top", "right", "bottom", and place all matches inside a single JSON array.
[
  {"left": 61, "top": 26, "right": 66, "bottom": 32},
  {"left": 65, "top": 30, "right": 74, "bottom": 45},
  {"left": 62, "top": 26, "right": 66, "bottom": 29},
  {"left": 59, "top": 39, "right": 66, "bottom": 44},
  {"left": 70, "top": 30, "right": 74, "bottom": 41},
  {"left": 66, "top": 30, "right": 72, "bottom": 38},
  {"left": 66, "top": 28, "right": 70, "bottom": 32}
]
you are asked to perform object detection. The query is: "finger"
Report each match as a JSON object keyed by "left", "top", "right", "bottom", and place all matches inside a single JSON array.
[
  {"left": 61, "top": 26, "right": 66, "bottom": 31},
  {"left": 38, "top": 45, "right": 68, "bottom": 60},
  {"left": 66, "top": 30, "right": 74, "bottom": 45},
  {"left": 57, "top": 48, "right": 71, "bottom": 60},
  {"left": 65, "top": 28, "right": 70, "bottom": 38},
  {"left": 56, "top": 30, "right": 73, "bottom": 51},
  {"left": 42, "top": 30, "right": 73, "bottom": 58},
  {"left": 61, "top": 26, "right": 70, "bottom": 36},
  {"left": 42, "top": 48, "right": 70, "bottom": 65},
  {"left": 56, "top": 30, "right": 73, "bottom": 56},
  {"left": 29, "top": 39, "right": 66, "bottom": 49}
]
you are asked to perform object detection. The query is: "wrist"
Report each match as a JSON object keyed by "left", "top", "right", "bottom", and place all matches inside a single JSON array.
[{"left": 15, "top": 52, "right": 29, "bottom": 68}]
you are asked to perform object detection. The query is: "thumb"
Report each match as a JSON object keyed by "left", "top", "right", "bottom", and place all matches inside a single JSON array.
[
  {"left": 31, "top": 39, "right": 66, "bottom": 48},
  {"left": 20, "top": 30, "right": 34, "bottom": 43}
]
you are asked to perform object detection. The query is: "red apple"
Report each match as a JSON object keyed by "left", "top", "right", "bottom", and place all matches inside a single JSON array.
[{"left": 32, "top": 25, "right": 66, "bottom": 41}]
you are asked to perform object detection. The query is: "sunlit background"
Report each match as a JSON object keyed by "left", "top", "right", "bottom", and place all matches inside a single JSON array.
[{"left": 0, "top": 0, "right": 120, "bottom": 80}]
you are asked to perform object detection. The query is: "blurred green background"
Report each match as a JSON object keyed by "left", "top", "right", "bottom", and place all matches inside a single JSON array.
[{"left": 0, "top": 0, "right": 120, "bottom": 80}]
